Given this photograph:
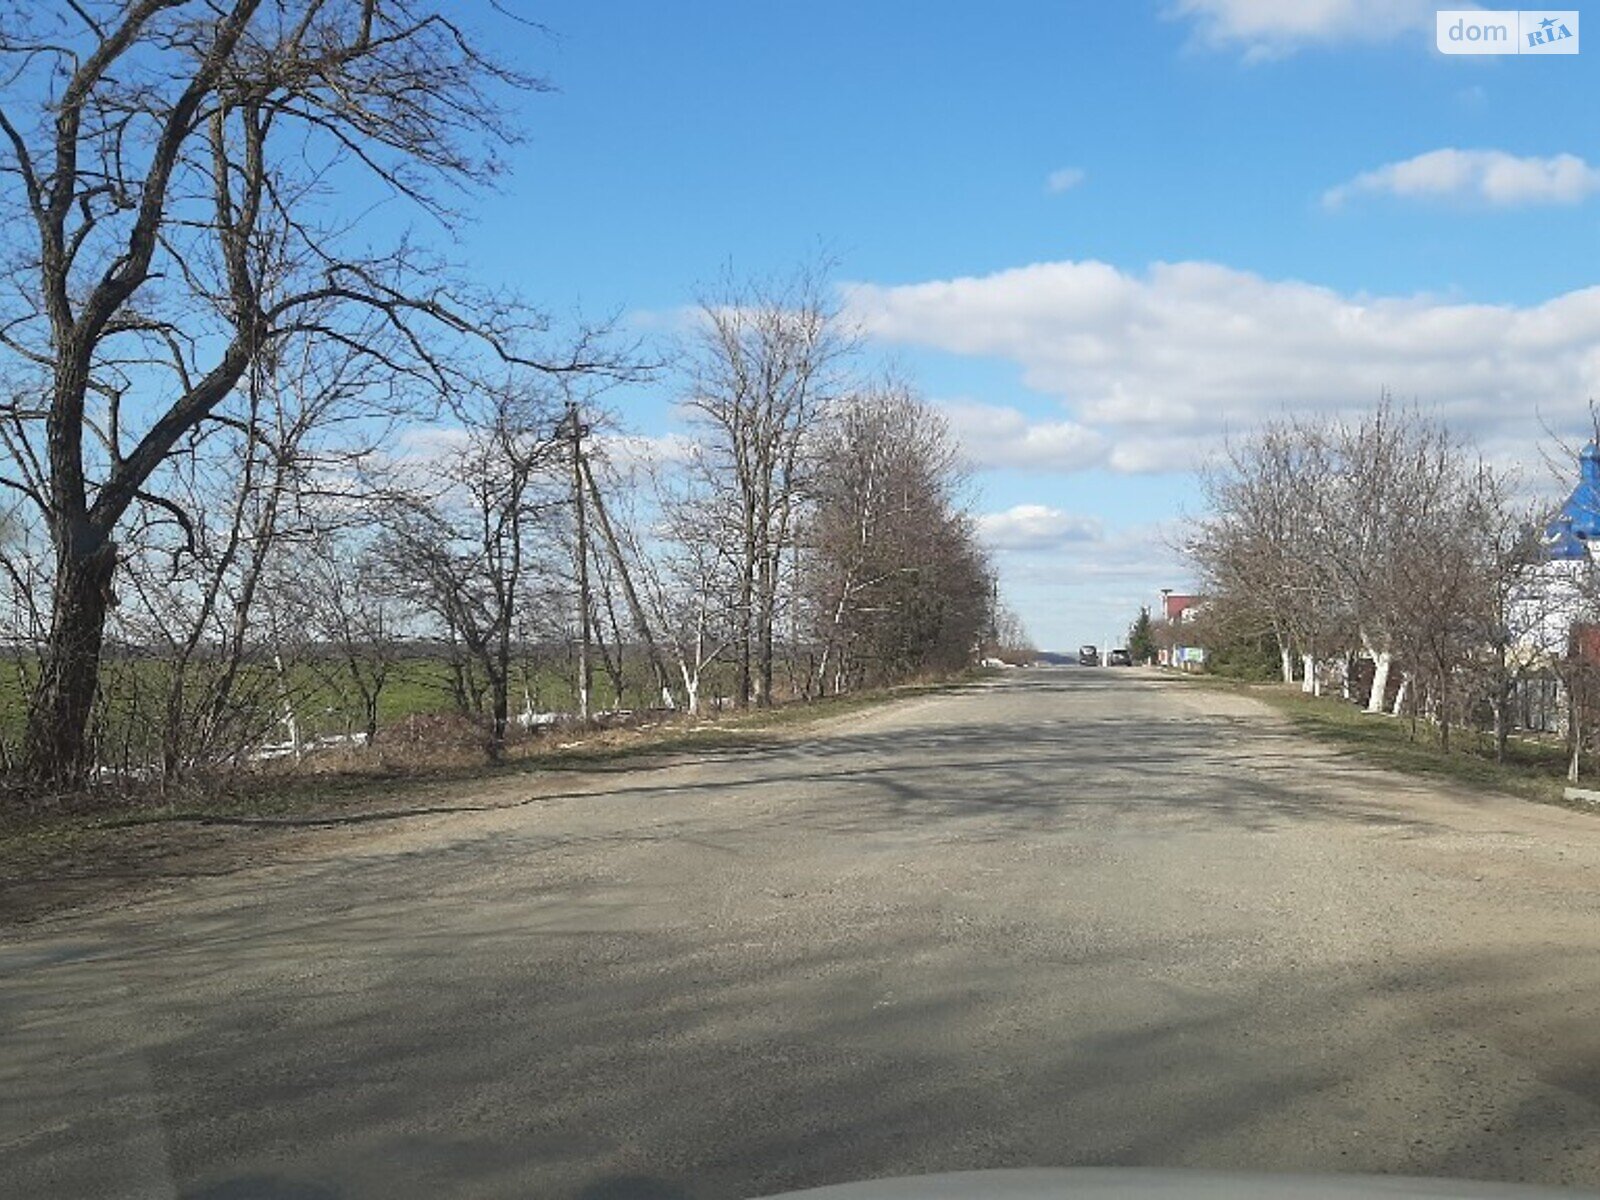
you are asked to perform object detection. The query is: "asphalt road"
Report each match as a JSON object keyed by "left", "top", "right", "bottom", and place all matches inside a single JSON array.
[{"left": 6, "top": 669, "right": 1600, "bottom": 1200}]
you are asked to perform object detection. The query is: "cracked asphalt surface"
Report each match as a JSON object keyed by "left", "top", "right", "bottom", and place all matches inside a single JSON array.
[{"left": 5, "top": 668, "right": 1600, "bottom": 1199}]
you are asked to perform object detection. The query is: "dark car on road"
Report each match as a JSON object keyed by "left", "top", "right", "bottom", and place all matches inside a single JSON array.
[
  {"left": 1078, "top": 645, "right": 1100, "bottom": 666},
  {"left": 1108, "top": 647, "right": 1133, "bottom": 666}
]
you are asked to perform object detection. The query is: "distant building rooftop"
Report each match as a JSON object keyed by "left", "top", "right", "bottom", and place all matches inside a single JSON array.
[{"left": 1163, "top": 593, "right": 1202, "bottom": 622}]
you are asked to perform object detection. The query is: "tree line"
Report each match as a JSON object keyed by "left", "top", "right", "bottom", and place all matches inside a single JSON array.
[
  {"left": 0, "top": 2, "right": 1005, "bottom": 794},
  {"left": 1189, "top": 399, "right": 1600, "bottom": 771}
]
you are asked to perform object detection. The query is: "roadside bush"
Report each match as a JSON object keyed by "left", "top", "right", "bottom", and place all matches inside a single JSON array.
[{"left": 1203, "top": 630, "right": 1283, "bottom": 682}]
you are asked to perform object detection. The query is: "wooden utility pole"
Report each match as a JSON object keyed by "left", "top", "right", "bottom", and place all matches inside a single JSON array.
[
  {"left": 580, "top": 456, "right": 675, "bottom": 708},
  {"left": 566, "top": 402, "right": 593, "bottom": 722}
]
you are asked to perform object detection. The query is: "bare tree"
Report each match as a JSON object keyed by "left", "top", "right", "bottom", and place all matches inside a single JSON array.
[
  {"left": 1193, "top": 400, "right": 1563, "bottom": 758},
  {"left": 804, "top": 382, "right": 990, "bottom": 691},
  {"left": 1314, "top": 399, "right": 1436, "bottom": 714},
  {"left": 379, "top": 380, "right": 564, "bottom": 761},
  {"left": 297, "top": 528, "right": 406, "bottom": 747},
  {"left": 1386, "top": 439, "right": 1505, "bottom": 752},
  {"left": 102, "top": 324, "right": 396, "bottom": 778},
  {"left": 1196, "top": 421, "right": 1338, "bottom": 688},
  {"left": 992, "top": 604, "right": 1035, "bottom": 662},
  {"left": 684, "top": 266, "right": 850, "bottom": 707},
  {"left": 0, "top": 0, "right": 566, "bottom": 786},
  {"left": 624, "top": 447, "right": 737, "bottom": 716}
]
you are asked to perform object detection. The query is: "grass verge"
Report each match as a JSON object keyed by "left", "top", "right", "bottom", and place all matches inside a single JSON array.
[{"left": 1170, "top": 672, "right": 1573, "bottom": 808}]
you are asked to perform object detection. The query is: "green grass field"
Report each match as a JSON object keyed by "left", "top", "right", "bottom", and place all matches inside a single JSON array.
[
  {"left": 0, "top": 644, "right": 850, "bottom": 770},
  {"left": 0, "top": 649, "right": 721, "bottom": 764}
]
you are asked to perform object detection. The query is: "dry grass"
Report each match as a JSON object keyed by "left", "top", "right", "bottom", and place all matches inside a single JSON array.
[{"left": 1170, "top": 672, "right": 1575, "bottom": 808}]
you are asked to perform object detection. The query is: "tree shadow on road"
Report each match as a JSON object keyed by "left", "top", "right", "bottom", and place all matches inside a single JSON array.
[
  {"left": 9, "top": 910, "right": 1600, "bottom": 1199},
  {"left": 9, "top": 672, "right": 1600, "bottom": 1198}
]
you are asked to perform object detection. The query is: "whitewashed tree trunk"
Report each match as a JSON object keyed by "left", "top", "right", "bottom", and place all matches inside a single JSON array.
[
  {"left": 1301, "top": 653, "right": 1315, "bottom": 693},
  {"left": 1281, "top": 646, "right": 1295, "bottom": 684},
  {"left": 1391, "top": 673, "right": 1410, "bottom": 717},
  {"left": 1568, "top": 680, "right": 1582, "bottom": 781},
  {"left": 273, "top": 651, "right": 302, "bottom": 762},
  {"left": 679, "top": 664, "right": 701, "bottom": 717},
  {"left": 1367, "top": 649, "right": 1392, "bottom": 714}
]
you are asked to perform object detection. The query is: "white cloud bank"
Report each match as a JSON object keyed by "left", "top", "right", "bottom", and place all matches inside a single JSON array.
[
  {"left": 845, "top": 260, "right": 1600, "bottom": 474},
  {"left": 1325, "top": 149, "right": 1600, "bottom": 209},
  {"left": 1170, "top": 0, "right": 1435, "bottom": 58},
  {"left": 940, "top": 401, "right": 1108, "bottom": 473},
  {"left": 975, "top": 510, "right": 1189, "bottom": 648},
  {"left": 976, "top": 505, "right": 1103, "bottom": 552}
]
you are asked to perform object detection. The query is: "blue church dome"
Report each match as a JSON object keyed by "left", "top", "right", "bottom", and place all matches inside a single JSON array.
[
  {"left": 1544, "top": 514, "right": 1589, "bottom": 561},
  {"left": 1554, "top": 441, "right": 1600, "bottom": 545}
]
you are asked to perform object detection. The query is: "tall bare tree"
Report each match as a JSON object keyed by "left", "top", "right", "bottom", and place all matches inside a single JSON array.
[
  {"left": 1315, "top": 399, "right": 1432, "bottom": 713},
  {"left": 684, "top": 266, "right": 849, "bottom": 707},
  {"left": 619, "top": 445, "right": 737, "bottom": 716},
  {"left": 804, "top": 383, "right": 990, "bottom": 691},
  {"left": 1386, "top": 439, "right": 1504, "bottom": 750},
  {"left": 1196, "top": 421, "right": 1337, "bottom": 688},
  {"left": 380, "top": 380, "right": 565, "bottom": 760},
  {"left": 0, "top": 0, "right": 560, "bottom": 785}
]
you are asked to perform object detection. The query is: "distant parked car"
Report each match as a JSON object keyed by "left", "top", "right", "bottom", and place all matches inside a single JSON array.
[
  {"left": 1108, "top": 647, "right": 1133, "bottom": 666},
  {"left": 1078, "top": 645, "right": 1100, "bottom": 667}
]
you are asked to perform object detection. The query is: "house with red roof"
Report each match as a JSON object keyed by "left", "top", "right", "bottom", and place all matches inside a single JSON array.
[{"left": 1157, "top": 592, "right": 1206, "bottom": 670}]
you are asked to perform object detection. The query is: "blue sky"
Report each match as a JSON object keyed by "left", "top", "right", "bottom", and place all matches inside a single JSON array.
[{"left": 437, "top": 1, "right": 1600, "bottom": 650}]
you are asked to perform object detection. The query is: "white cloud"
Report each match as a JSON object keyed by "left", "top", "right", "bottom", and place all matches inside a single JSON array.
[
  {"left": 624, "top": 306, "right": 699, "bottom": 334},
  {"left": 1045, "top": 167, "right": 1086, "bottom": 194},
  {"left": 976, "top": 505, "right": 1103, "bottom": 552},
  {"left": 939, "top": 401, "right": 1108, "bottom": 472},
  {"left": 844, "top": 259, "right": 1600, "bottom": 476},
  {"left": 593, "top": 430, "right": 697, "bottom": 474},
  {"left": 1170, "top": 0, "right": 1435, "bottom": 59},
  {"left": 986, "top": 516, "right": 1191, "bottom": 649},
  {"left": 387, "top": 425, "right": 695, "bottom": 472},
  {"left": 391, "top": 424, "right": 471, "bottom": 463},
  {"left": 1003, "top": 523, "right": 1188, "bottom": 589},
  {"left": 1324, "top": 149, "right": 1600, "bottom": 209}
]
